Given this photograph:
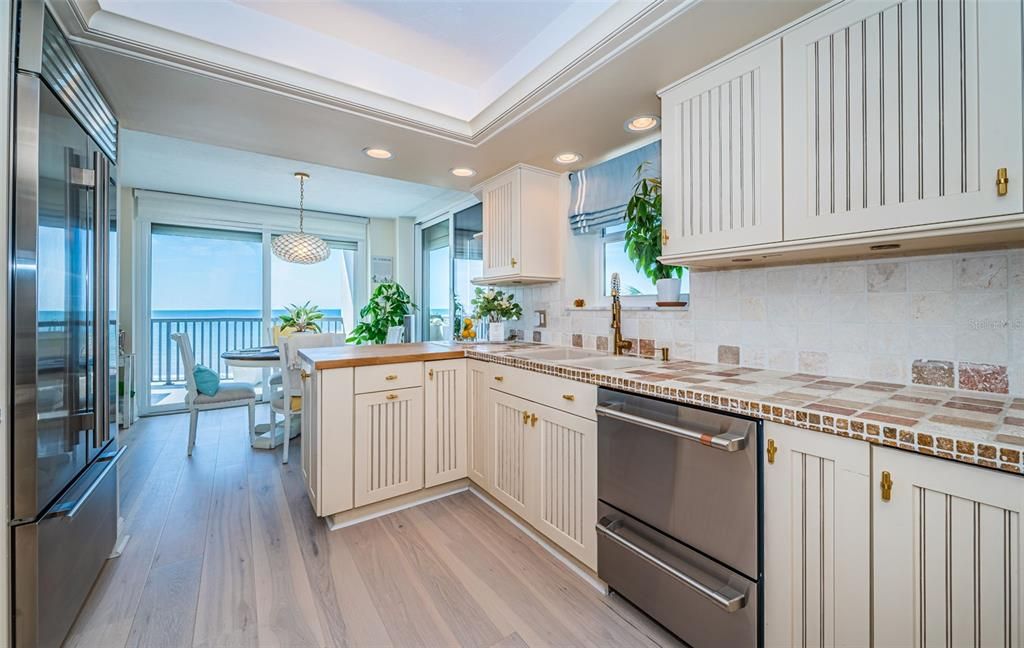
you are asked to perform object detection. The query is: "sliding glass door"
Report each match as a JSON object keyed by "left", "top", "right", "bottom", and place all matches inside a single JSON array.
[
  {"left": 147, "top": 225, "right": 263, "bottom": 410},
  {"left": 270, "top": 237, "right": 357, "bottom": 338},
  {"left": 421, "top": 220, "right": 450, "bottom": 341}
]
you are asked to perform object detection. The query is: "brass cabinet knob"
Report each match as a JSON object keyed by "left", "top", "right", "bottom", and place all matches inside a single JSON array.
[
  {"left": 494, "top": 375, "right": 504, "bottom": 382},
  {"left": 766, "top": 438, "right": 777, "bottom": 464},
  {"left": 385, "top": 374, "right": 398, "bottom": 381},
  {"left": 562, "top": 394, "right": 575, "bottom": 401},
  {"left": 386, "top": 393, "right": 399, "bottom": 401},
  {"left": 300, "top": 370, "right": 311, "bottom": 381},
  {"left": 880, "top": 471, "right": 893, "bottom": 502},
  {"left": 530, "top": 413, "right": 538, "bottom": 427},
  {"left": 428, "top": 368, "right": 434, "bottom": 380},
  {"left": 511, "top": 257, "right": 518, "bottom": 268},
  {"left": 522, "top": 411, "right": 530, "bottom": 424},
  {"left": 997, "top": 167, "right": 1009, "bottom": 196}
]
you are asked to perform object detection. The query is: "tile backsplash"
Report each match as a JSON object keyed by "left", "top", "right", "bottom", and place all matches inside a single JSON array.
[{"left": 509, "top": 247, "right": 1024, "bottom": 395}]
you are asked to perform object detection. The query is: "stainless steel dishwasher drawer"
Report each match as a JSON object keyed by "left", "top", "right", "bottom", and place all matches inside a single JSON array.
[{"left": 597, "top": 502, "right": 758, "bottom": 648}]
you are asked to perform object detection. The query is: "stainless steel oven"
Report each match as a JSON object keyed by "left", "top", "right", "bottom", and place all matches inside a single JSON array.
[{"left": 596, "top": 388, "right": 762, "bottom": 647}]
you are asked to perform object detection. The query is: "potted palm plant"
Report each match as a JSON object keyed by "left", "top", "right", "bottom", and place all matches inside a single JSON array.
[
  {"left": 279, "top": 301, "right": 324, "bottom": 333},
  {"left": 624, "top": 164, "right": 685, "bottom": 303},
  {"left": 347, "top": 282, "right": 417, "bottom": 344}
]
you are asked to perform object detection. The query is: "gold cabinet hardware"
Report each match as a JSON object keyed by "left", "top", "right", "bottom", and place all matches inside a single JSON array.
[
  {"left": 530, "top": 413, "right": 538, "bottom": 427},
  {"left": 511, "top": 257, "right": 518, "bottom": 268},
  {"left": 386, "top": 393, "right": 399, "bottom": 401},
  {"left": 385, "top": 374, "right": 398, "bottom": 381},
  {"left": 880, "top": 471, "right": 893, "bottom": 502},
  {"left": 428, "top": 368, "right": 434, "bottom": 380},
  {"left": 300, "top": 370, "right": 311, "bottom": 381},
  {"left": 661, "top": 228, "right": 670, "bottom": 245},
  {"left": 562, "top": 394, "right": 575, "bottom": 401},
  {"left": 494, "top": 375, "right": 504, "bottom": 382},
  {"left": 766, "top": 438, "right": 777, "bottom": 464},
  {"left": 997, "top": 167, "right": 1009, "bottom": 196},
  {"left": 522, "top": 411, "right": 530, "bottom": 424},
  {"left": 660, "top": 347, "right": 670, "bottom": 362}
]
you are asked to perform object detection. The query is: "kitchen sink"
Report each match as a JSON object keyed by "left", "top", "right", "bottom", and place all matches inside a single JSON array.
[
  {"left": 566, "top": 356, "right": 660, "bottom": 371},
  {"left": 516, "top": 348, "right": 604, "bottom": 361}
]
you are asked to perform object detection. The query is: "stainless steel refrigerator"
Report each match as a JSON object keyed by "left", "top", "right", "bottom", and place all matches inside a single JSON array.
[{"left": 11, "top": 5, "right": 123, "bottom": 646}]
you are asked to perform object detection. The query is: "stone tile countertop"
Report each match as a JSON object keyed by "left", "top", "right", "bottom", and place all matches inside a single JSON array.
[{"left": 462, "top": 344, "right": 1024, "bottom": 475}]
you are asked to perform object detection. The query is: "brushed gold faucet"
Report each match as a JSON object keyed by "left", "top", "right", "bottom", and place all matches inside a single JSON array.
[{"left": 610, "top": 273, "right": 632, "bottom": 356}]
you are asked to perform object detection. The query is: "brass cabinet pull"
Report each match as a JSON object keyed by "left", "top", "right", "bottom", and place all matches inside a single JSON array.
[
  {"left": 997, "top": 167, "right": 1009, "bottom": 196},
  {"left": 522, "top": 411, "right": 530, "bottom": 424},
  {"left": 494, "top": 375, "right": 504, "bottom": 382},
  {"left": 300, "top": 370, "right": 311, "bottom": 381},
  {"left": 386, "top": 393, "right": 399, "bottom": 401},
  {"left": 385, "top": 374, "right": 398, "bottom": 381},
  {"left": 766, "top": 438, "right": 777, "bottom": 464},
  {"left": 530, "top": 413, "right": 538, "bottom": 427},
  {"left": 511, "top": 257, "right": 518, "bottom": 268},
  {"left": 661, "top": 227, "right": 670, "bottom": 245},
  {"left": 428, "top": 368, "right": 434, "bottom": 380},
  {"left": 880, "top": 471, "right": 893, "bottom": 502},
  {"left": 562, "top": 394, "right": 575, "bottom": 401}
]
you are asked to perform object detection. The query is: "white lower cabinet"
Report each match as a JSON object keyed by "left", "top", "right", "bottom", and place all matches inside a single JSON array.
[
  {"left": 490, "top": 390, "right": 533, "bottom": 520},
  {"left": 873, "top": 446, "right": 1023, "bottom": 646},
  {"left": 467, "top": 360, "right": 490, "bottom": 489},
  {"left": 763, "top": 422, "right": 871, "bottom": 648},
  {"left": 424, "top": 359, "right": 467, "bottom": 487},
  {"left": 353, "top": 386, "right": 424, "bottom": 507},
  {"left": 301, "top": 365, "right": 354, "bottom": 517}
]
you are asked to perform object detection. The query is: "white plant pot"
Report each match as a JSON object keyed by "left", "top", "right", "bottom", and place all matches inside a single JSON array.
[
  {"left": 656, "top": 277, "right": 682, "bottom": 303},
  {"left": 488, "top": 321, "right": 505, "bottom": 342}
]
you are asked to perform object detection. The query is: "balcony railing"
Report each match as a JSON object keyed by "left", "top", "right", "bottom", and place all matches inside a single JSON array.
[{"left": 150, "top": 316, "right": 346, "bottom": 385}]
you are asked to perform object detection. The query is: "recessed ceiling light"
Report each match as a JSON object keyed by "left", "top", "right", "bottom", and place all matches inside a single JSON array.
[
  {"left": 625, "top": 115, "right": 660, "bottom": 132},
  {"left": 553, "top": 152, "right": 582, "bottom": 164},
  {"left": 450, "top": 167, "right": 476, "bottom": 177},
  {"left": 363, "top": 147, "right": 393, "bottom": 160}
]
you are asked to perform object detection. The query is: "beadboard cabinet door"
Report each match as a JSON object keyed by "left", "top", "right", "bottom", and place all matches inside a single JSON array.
[
  {"left": 467, "top": 360, "right": 491, "bottom": 490},
  {"left": 660, "top": 38, "right": 783, "bottom": 256},
  {"left": 424, "top": 359, "right": 467, "bottom": 488},
  {"left": 783, "top": 0, "right": 1023, "bottom": 240},
  {"left": 353, "top": 387, "right": 424, "bottom": 507},
  {"left": 763, "top": 422, "right": 871, "bottom": 648},
  {"left": 873, "top": 446, "right": 1022, "bottom": 647},
  {"left": 481, "top": 171, "right": 520, "bottom": 277},
  {"left": 533, "top": 405, "right": 597, "bottom": 569},
  {"left": 489, "top": 390, "right": 535, "bottom": 521}
]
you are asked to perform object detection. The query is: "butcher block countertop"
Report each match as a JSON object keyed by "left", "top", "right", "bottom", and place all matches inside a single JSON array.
[{"left": 298, "top": 341, "right": 468, "bottom": 369}]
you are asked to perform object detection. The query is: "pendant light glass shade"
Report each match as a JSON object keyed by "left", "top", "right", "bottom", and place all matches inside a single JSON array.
[{"left": 274, "top": 171, "right": 331, "bottom": 264}]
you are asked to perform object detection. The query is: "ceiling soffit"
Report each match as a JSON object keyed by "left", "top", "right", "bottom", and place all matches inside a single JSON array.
[{"left": 52, "top": 0, "right": 699, "bottom": 146}]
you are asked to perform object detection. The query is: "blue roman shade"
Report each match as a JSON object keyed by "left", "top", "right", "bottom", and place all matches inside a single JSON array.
[{"left": 569, "top": 140, "right": 660, "bottom": 234}]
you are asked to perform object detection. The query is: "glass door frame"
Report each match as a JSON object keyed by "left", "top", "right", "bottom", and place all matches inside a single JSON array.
[
  {"left": 415, "top": 212, "right": 451, "bottom": 343},
  {"left": 136, "top": 212, "right": 367, "bottom": 416}
]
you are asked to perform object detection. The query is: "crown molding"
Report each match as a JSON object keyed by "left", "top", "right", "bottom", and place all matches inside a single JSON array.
[{"left": 50, "top": 0, "right": 698, "bottom": 147}]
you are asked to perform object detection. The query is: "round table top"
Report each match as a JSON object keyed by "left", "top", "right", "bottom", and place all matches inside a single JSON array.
[{"left": 221, "top": 346, "right": 280, "bottom": 363}]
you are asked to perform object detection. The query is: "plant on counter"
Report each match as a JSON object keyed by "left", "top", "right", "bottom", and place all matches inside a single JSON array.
[
  {"left": 624, "top": 163, "right": 685, "bottom": 301},
  {"left": 471, "top": 287, "right": 523, "bottom": 323},
  {"left": 279, "top": 301, "right": 324, "bottom": 333},
  {"left": 346, "top": 282, "right": 417, "bottom": 344}
]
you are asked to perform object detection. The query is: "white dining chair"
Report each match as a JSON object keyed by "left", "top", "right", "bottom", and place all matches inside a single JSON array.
[
  {"left": 171, "top": 332, "right": 256, "bottom": 456},
  {"left": 272, "top": 332, "right": 346, "bottom": 463},
  {"left": 385, "top": 325, "right": 405, "bottom": 344}
]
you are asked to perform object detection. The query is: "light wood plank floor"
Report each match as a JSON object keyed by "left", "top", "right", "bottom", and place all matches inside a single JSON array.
[{"left": 65, "top": 405, "right": 682, "bottom": 648}]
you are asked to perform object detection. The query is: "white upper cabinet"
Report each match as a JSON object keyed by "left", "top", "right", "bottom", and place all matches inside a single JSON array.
[
  {"left": 660, "top": 38, "right": 783, "bottom": 256},
  {"left": 783, "top": 0, "right": 1023, "bottom": 240},
  {"left": 474, "top": 165, "right": 562, "bottom": 285}
]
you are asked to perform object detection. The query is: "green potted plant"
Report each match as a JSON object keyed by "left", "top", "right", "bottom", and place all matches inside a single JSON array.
[
  {"left": 347, "top": 282, "right": 417, "bottom": 344},
  {"left": 624, "top": 164, "right": 685, "bottom": 303},
  {"left": 279, "top": 301, "right": 324, "bottom": 333},
  {"left": 471, "top": 287, "right": 522, "bottom": 342}
]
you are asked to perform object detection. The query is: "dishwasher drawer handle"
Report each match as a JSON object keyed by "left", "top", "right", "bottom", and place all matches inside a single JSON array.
[
  {"left": 595, "top": 516, "right": 746, "bottom": 613},
  {"left": 47, "top": 445, "right": 126, "bottom": 521},
  {"left": 595, "top": 404, "right": 748, "bottom": 452}
]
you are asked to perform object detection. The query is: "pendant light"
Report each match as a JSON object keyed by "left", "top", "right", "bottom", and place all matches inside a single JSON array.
[{"left": 272, "top": 171, "right": 330, "bottom": 264}]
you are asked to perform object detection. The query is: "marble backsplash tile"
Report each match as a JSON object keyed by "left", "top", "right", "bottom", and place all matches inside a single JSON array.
[{"left": 506, "top": 247, "right": 1024, "bottom": 396}]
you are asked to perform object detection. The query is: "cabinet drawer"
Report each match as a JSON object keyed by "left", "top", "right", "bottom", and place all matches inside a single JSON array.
[
  {"left": 354, "top": 362, "right": 423, "bottom": 394},
  {"left": 489, "top": 364, "right": 597, "bottom": 420}
]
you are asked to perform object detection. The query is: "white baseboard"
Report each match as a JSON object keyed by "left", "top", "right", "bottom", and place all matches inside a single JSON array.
[
  {"left": 468, "top": 486, "right": 608, "bottom": 595},
  {"left": 326, "top": 485, "right": 470, "bottom": 531}
]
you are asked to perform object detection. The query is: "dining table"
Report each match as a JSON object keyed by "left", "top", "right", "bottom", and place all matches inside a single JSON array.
[{"left": 221, "top": 346, "right": 298, "bottom": 450}]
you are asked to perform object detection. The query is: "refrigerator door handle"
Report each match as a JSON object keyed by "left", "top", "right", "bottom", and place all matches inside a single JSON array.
[
  {"left": 47, "top": 446, "right": 125, "bottom": 521},
  {"left": 92, "top": 151, "right": 110, "bottom": 449}
]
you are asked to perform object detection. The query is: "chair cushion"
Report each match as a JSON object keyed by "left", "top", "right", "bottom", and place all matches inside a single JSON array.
[
  {"left": 193, "top": 365, "right": 220, "bottom": 396},
  {"left": 271, "top": 395, "right": 302, "bottom": 412},
  {"left": 193, "top": 381, "right": 255, "bottom": 405}
]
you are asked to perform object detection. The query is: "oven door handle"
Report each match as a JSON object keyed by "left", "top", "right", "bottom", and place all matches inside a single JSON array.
[
  {"left": 595, "top": 404, "right": 748, "bottom": 452},
  {"left": 595, "top": 516, "right": 747, "bottom": 613}
]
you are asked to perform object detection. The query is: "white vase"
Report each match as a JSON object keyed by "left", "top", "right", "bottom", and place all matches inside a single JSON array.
[
  {"left": 488, "top": 321, "right": 505, "bottom": 342},
  {"left": 656, "top": 277, "right": 682, "bottom": 303}
]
